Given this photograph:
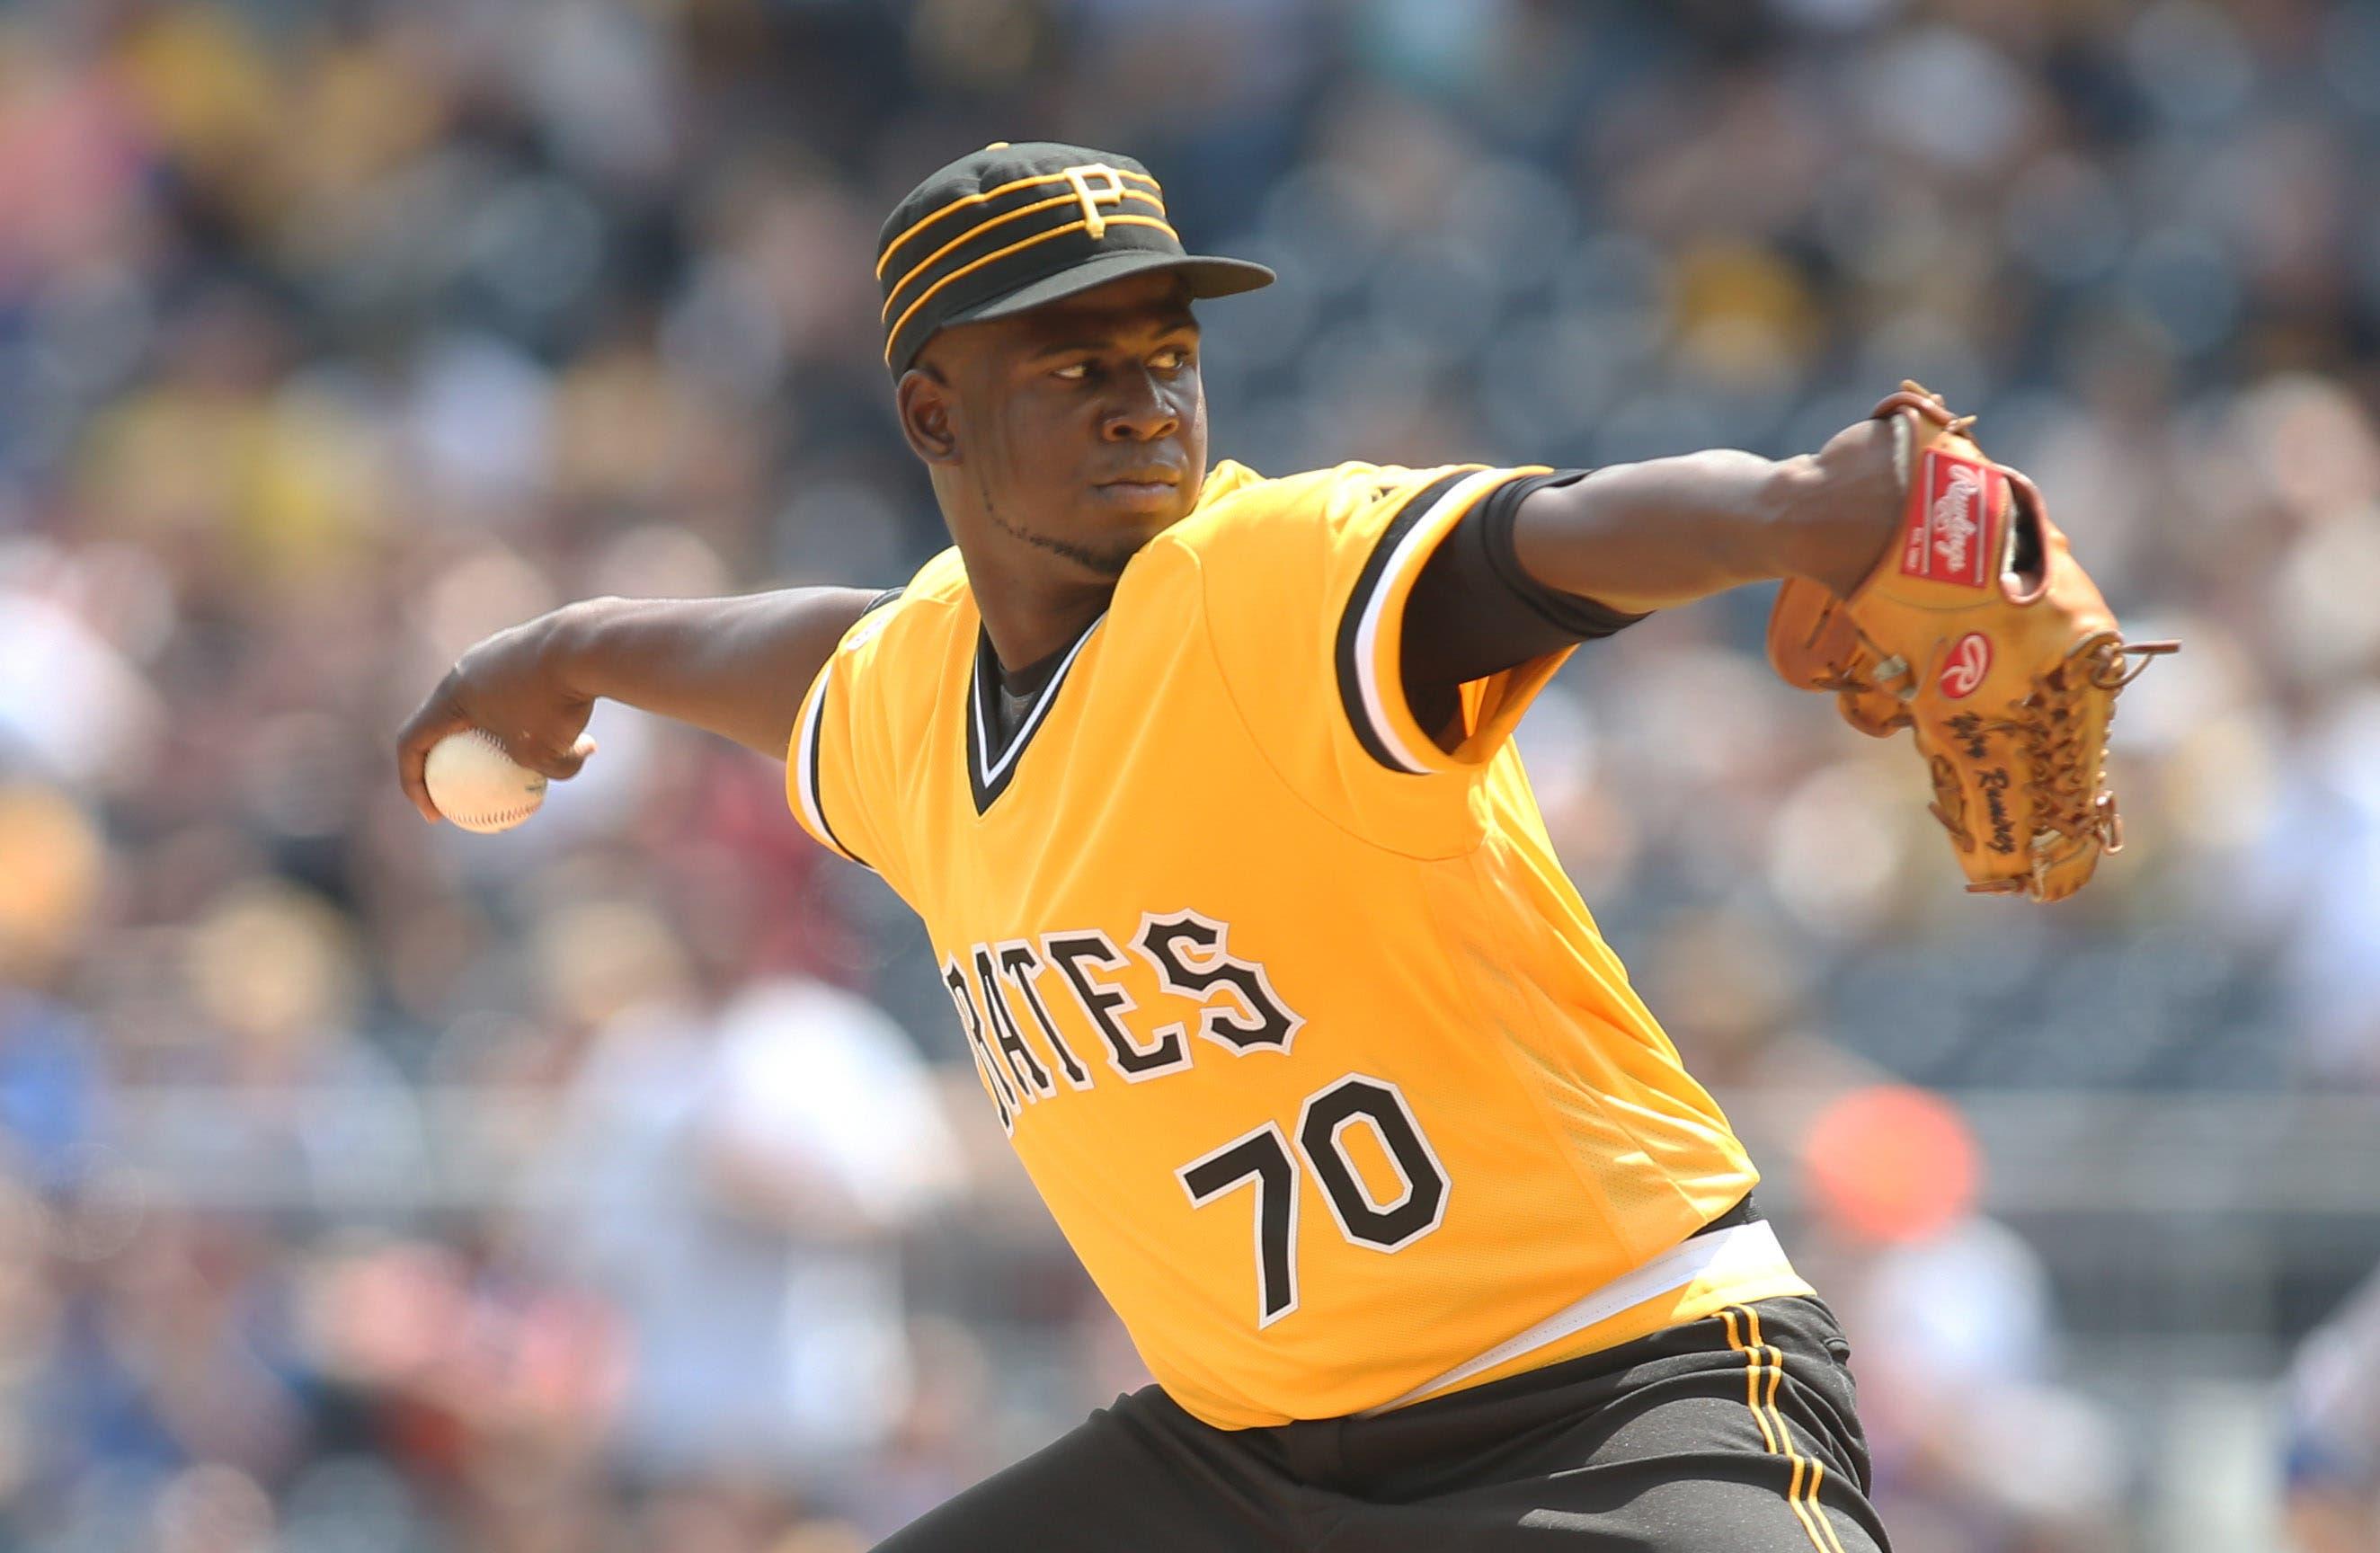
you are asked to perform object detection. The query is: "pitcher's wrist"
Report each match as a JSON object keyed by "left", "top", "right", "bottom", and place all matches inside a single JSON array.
[
  {"left": 541, "top": 596, "right": 626, "bottom": 702},
  {"left": 1763, "top": 451, "right": 1897, "bottom": 597}
]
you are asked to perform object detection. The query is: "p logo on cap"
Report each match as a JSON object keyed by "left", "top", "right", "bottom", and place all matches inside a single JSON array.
[{"left": 1061, "top": 164, "right": 1128, "bottom": 240}]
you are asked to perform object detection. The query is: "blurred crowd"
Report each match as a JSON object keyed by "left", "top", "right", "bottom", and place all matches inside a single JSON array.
[{"left": 3, "top": 0, "right": 2379, "bottom": 1548}]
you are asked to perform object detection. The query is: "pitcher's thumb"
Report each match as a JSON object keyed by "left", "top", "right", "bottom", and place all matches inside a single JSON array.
[{"left": 546, "top": 734, "right": 599, "bottom": 780}]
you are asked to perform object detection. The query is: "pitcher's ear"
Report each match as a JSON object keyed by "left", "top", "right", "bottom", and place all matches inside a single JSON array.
[{"left": 897, "top": 366, "right": 959, "bottom": 466}]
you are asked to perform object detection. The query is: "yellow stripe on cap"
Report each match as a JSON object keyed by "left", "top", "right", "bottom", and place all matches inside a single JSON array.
[
  {"left": 881, "top": 187, "right": 1168, "bottom": 324},
  {"left": 876, "top": 164, "right": 1164, "bottom": 281},
  {"left": 882, "top": 213, "right": 1183, "bottom": 368}
]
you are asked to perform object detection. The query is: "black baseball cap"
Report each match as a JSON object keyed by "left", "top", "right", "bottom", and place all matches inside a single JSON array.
[{"left": 877, "top": 141, "right": 1275, "bottom": 376}]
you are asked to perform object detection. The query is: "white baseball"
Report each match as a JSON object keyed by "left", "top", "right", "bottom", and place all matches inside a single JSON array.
[{"left": 424, "top": 728, "right": 546, "bottom": 834}]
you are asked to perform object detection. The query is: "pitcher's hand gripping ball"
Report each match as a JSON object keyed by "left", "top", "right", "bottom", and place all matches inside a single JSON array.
[
  {"left": 422, "top": 728, "right": 546, "bottom": 834},
  {"left": 1767, "top": 383, "right": 2179, "bottom": 902}
]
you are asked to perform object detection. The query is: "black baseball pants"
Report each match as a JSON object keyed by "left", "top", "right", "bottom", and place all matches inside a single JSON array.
[{"left": 875, "top": 1295, "right": 1889, "bottom": 1550}]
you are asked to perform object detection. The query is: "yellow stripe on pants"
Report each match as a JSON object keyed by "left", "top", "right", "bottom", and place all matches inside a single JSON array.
[{"left": 1719, "top": 1306, "right": 1850, "bottom": 1553}]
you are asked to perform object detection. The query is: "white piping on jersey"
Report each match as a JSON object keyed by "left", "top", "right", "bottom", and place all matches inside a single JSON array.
[
  {"left": 795, "top": 661, "right": 861, "bottom": 865},
  {"left": 1350, "top": 466, "right": 1519, "bottom": 775},
  {"left": 972, "top": 611, "right": 1106, "bottom": 789},
  {"left": 1353, "top": 1220, "right": 1793, "bottom": 1416}
]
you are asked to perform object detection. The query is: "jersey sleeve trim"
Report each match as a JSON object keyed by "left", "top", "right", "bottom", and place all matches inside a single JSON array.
[
  {"left": 787, "top": 587, "right": 905, "bottom": 872},
  {"left": 791, "top": 659, "right": 871, "bottom": 870},
  {"left": 1334, "top": 465, "right": 1548, "bottom": 776}
]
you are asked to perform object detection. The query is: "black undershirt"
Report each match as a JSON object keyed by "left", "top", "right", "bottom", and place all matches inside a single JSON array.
[
  {"left": 992, "top": 661, "right": 1057, "bottom": 745},
  {"left": 1399, "top": 469, "right": 1647, "bottom": 743},
  {"left": 987, "top": 470, "right": 1646, "bottom": 748}
]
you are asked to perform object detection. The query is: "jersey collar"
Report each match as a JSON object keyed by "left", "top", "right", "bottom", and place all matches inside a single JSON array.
[{"left": 966, "top": 613, "right": 1106, "bottom": 813}]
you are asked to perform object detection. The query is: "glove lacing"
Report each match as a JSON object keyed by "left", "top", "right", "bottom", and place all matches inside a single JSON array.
[{"left": 1947, "top": 632, "right": 2180, "bottom": 896}]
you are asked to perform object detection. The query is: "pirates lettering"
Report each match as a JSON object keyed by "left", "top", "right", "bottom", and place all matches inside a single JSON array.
[{"left": 942, "top": 911, "right": 1303, "bottom": 1127}]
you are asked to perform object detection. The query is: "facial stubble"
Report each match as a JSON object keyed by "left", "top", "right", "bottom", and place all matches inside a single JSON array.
[{"left": 977, "top": 467, "right": 1140, "bottom": 581}]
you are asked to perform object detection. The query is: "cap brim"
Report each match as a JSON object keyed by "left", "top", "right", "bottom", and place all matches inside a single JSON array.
[{"left": 950, "top": 250, "right": 1276, "bottom": 328}]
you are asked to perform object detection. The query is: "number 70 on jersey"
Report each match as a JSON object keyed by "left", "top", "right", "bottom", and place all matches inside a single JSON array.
[{"left": 1177, "top": 1074, "right": 1451, "bottom": 1327}]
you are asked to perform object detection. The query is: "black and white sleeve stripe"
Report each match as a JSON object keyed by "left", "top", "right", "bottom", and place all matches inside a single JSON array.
[
  {"left": 792, "top": 661, "right": 870, "bottom": 869},
  {"left": 791, "top": 587, "right": 901, "bottom": 870},
  {"left": 1330, "top": 466, "right": 1523, "bottom": 775}
]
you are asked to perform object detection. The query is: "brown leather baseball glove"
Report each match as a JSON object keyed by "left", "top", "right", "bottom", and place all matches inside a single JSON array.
[{"left": 1767, "top": 383, "right": 2179, "bottom": 902}]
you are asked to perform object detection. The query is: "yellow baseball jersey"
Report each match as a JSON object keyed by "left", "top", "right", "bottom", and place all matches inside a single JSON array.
[{"left": 787, "top": 458, "right": 1809, "bottom": 1429}]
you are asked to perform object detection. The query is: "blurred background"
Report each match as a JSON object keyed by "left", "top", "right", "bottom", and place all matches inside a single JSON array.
[{"left": 3, "top": 0, "right": 2379, "bottom": 1549}]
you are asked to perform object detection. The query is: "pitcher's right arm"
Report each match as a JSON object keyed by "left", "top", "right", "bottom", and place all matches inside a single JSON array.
[{"left": 395, "top": 588, "right": 879, "bottom": 823}]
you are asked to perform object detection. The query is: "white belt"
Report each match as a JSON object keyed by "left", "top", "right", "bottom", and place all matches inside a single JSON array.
[{"left": 1355, "top": 1220, "right": 1790, "bottom": 1416}]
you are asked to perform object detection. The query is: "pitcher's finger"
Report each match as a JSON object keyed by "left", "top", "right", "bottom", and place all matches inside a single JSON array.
[{"left": 395, "top": 702, "right": 471, "bottom": 822}]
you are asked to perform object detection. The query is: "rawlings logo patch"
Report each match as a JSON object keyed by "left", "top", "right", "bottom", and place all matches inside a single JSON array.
[
  {"left": 1900, "top": 450, "right": 1998, "bottom": 589},
  {"left": 1939, "top": 633, "right": 1993, "bottom": 698}
]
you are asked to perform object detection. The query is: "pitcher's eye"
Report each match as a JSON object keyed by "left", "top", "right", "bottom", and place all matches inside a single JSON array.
[{"left": 1053, "top": 362, "right": 1089, "bottom": 381}]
